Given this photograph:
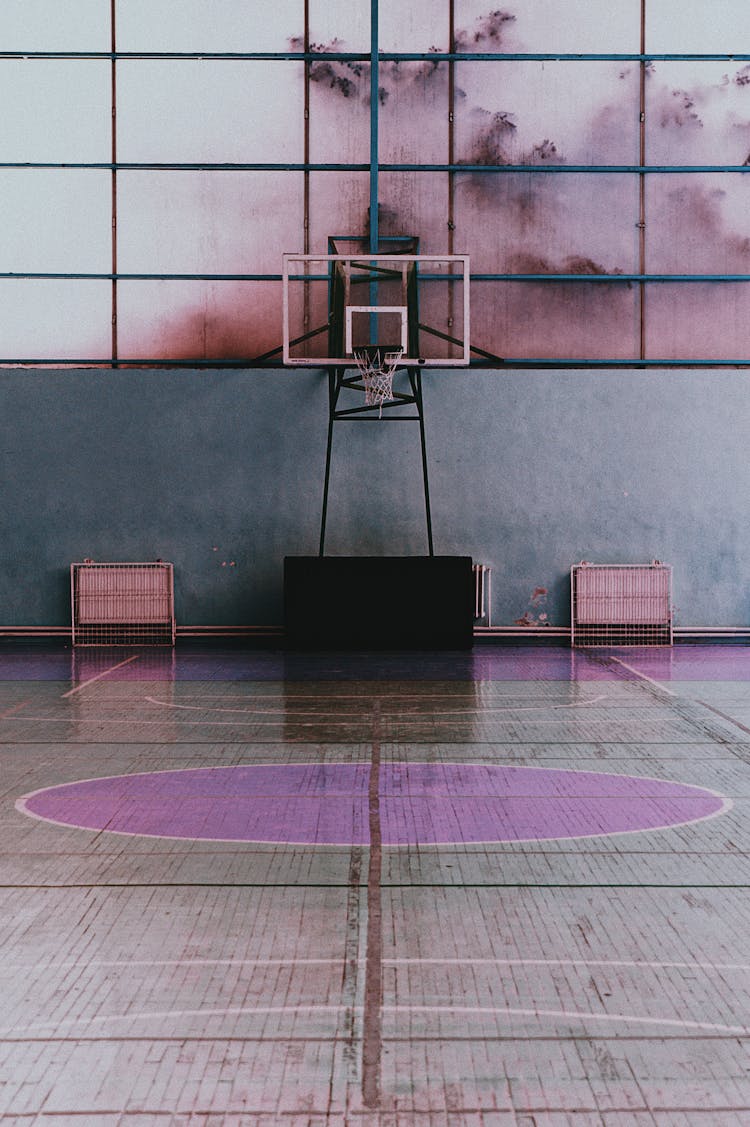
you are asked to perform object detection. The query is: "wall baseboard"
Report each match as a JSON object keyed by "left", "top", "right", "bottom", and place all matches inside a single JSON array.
[
  {"left": 475, "top": 625, "right": 750, "bottom": 643},
  {"left": 1, "top": 624, "right": 748, "bottom": 643}
]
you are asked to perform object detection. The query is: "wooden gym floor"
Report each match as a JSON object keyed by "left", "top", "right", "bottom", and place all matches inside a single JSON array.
[{"left": 1, "top": 644, "right": 749, "bottom": 1125}]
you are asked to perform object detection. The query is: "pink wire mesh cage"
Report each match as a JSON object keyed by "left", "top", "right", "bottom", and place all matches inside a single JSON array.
[
  {"left": 571, "top": 562, "right": 673, "bottom": 647},
  {"left": 71, "top": 562, "right": 175, "bottom": 646}
]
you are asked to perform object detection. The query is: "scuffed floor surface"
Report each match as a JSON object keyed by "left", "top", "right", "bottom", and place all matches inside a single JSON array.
[{"left": 1, "top": 643, "right": 750, "bottom": 1125}]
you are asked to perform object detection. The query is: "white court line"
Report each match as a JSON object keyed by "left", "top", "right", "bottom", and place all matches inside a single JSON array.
[
  {"left": 15, "top": 761, "right": 732, "bottom": 847},
  {"left": 0, "top": 700, "right": 30, "bottom": 719},
  {"left": 10, "top": 1004, "right": 749, "bottom": 1037},
  {"left": 609, "top": 657, "right": 677, "bottom": 698},
  {"left": 388, "top": 1006, "right": 750, "bottom": 1035},
  {"left": 161, "top": 692, "right": 615, "bottom": 702},
  {"left": 143, "top": 694, "right": 612, "bottom": 717},
  {"left": 61, "top": 655, "right": 139, "bottom": 699},
  {"left": 5, "top": 712, "right": 671, "bottom": 730},
  {"left": 8, "top": 956, "right": 750, "bottom": 973},
  {"left": 386, "top": 957, "right": 750, "bottom": 972}
]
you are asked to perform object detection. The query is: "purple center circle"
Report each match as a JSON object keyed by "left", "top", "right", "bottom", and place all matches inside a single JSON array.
[{"left": 18, "top": 763, "right": 728, "bottom": 845}]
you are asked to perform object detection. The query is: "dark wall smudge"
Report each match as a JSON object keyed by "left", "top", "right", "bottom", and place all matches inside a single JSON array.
[
  {"left": 506, "top": 252, "right": 625, "bottom": 278},
  {"left": 454, "top": 10, "right": 516, "bottom": 50},
  {"left": 119, "top": 287, "right": 282, "bottom": 364},
  {"left": 514, "top": 585, "right": 550, "bottom": 627}
]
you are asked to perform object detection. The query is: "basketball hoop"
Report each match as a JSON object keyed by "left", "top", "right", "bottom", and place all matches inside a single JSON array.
[{"left": 352, "top": 345, "right": 404, "bottom": 416}]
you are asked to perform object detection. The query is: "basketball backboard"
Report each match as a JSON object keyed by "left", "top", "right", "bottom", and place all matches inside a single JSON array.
[{"left": 282, "top": 252, "right": 470, "bottom": 367}]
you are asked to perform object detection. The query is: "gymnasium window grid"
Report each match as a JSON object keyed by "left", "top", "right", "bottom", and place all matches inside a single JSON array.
[{"left": 1, "top": 0, "right": 750, "bottom": 368}]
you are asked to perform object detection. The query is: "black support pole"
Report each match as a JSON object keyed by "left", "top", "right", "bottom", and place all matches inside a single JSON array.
[
  {"left": 319, "top": 368, "right": 338, "bottom": 555},
  {"left": 411, "top": 369, "right": 434, "bottom": 556}
]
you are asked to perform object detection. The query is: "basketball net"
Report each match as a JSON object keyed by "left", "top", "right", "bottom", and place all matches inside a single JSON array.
[{"left": 352, "top": 346, "right": 404, "bottom": 417}]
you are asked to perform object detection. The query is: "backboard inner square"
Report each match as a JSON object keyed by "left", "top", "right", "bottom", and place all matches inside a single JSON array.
[{"left": 345, "top": 306, "right": 408, "bottom": 355}]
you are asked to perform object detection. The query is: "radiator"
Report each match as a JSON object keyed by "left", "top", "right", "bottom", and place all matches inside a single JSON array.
[
  {"left": 473, "top": 564, "right": 492, "bottom": 624},
  {"left": 571, "top": 562, "right": 672, "bottom": 647},
  {"left": 71, "top": 562, "right": 175, "bottom": 646}
]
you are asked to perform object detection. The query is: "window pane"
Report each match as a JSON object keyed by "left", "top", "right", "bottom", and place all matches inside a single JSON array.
[
  {"left": 308, "top": 173, "right": 370, "bottom": 251},
  {"left": 646, "top": 62, "right": 750, "bottom": 166},
  {"left": 309, "top": 0, "right": 370, "bottom": 53},
  {"left": 646, "top": 175, "right": 750, "bottom": 274},
  {"left": 455, "top": 63, "right": 639, "bottom": 166},
  {"left": 0, "top": 282, "right": 111, "bottom": 360},
  {"left": 455, "top": 174, "right": 639, "bottom": 274},
  {"left": 116, "top": 0, "right": 303, "bottom": 52},
  {"left": 380, "top": 0, "right": 449, "bottom": 52},
  {"left": 646, "top": 0, "right": 750, "bottom": 53},
  {"left": 0, "top": 61, "right": 110, "bottom": 163},
  {"left": 646, "top": 285, "right": 750, "bottom": 359},
  {"left": 0, "top": 171, "right": 110, "bottom": 272},
  {"left": 117, "top": 61, "right": 303, "bottom": 163},
  {"left": 380, "top": 62, "right": 449, "bottom": 164},
  {"left": 471, "top": 279, "right": 639, "bottom": 360},
  {"left": 308, "top": 57, "right": 371, "bottom": 164},
  {"left": 118, "top": 281, "right": 282, "bottom": 362},
  {"left": 0, "top": 0, "right": 109, "bottom": 51},
  {"left": 455, "top": 0, "right": 640, "bottom": 53},
  {"left": 379, "top": 173, "right": 450, "bottom": 252},
  {"left": 118, "top": 173, "right": 303, "bottom": 275}
]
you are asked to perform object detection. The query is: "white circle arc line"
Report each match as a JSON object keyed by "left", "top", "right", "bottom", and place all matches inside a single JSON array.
[
  {"left": 6, "top": 1004, "right": 749, "bottom": 1037},
  {"left": 14, "top": 761, "right": 734, "bottom": 847},
  {"left": 142, "top": 694, "right": 613, "bottom": 717}
]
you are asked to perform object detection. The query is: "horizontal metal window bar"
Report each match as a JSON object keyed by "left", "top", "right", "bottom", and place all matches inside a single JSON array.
[
  {"left": 4, "top": 358, "right": 750, "bottom": 369},
  {"left": 378, "top": 52, "right": 750, "bottom": 63},
  {"left": 2, "top": 163, "right": 750, "bottom": 174},
  {"left": 468, "top": 359, "right": 750, "bottom": 369},
  {"left": 0, "top": 358, "right": 292, "bottom": 367},
  {"left": 383, "top": 164, "right": 750, "bottom": 174},
  {"left": 0, "top": 273, "right": 285, "bottom": 281},
  {"left": 0, "top": 162, "right": 371, "bottom": 172},
  {"left": 4, "top": 273, "right": 750, "bottom": 284},
  {"left": 472, "top": 274, "right": 750, "bottom": 283},
  {"left": 2, "top": 51, "right": 750, "bottom": 62},
  {"left": 0, "top": 51, "right": 368, "bottom": 62}
]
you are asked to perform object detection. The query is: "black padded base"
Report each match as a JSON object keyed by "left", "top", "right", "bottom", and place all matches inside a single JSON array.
[{"left": 284, "top": 556, "right": 474, "bottom": 650}]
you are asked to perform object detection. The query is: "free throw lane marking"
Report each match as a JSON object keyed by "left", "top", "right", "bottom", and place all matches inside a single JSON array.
[
  {"left": 61, "top": 655, "right": 139, "bottom": 698},
  {"left": 0, "top": 700, "right": 30, "bottom": 718},
  {"left": 609, "top": 657, "right": 678, "bottom": 697}
]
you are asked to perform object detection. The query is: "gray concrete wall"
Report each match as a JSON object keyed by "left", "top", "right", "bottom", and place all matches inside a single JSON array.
[{"left": 1, "top": 367, "right": 748, "bottom": 628}]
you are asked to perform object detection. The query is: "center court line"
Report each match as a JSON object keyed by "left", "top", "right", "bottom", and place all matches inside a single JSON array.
[
  {"left": 608, "top": 657, "right": 678, "bottom": 698},
  {"left": 362, "top": 699, "right": 384, "bottom": 1109},
  {"left": 10, "top": 1006, "right": 749, "bottom": 1037},
  {"left": 61, "top": 655, "right": 139, "bottom": 699}
]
